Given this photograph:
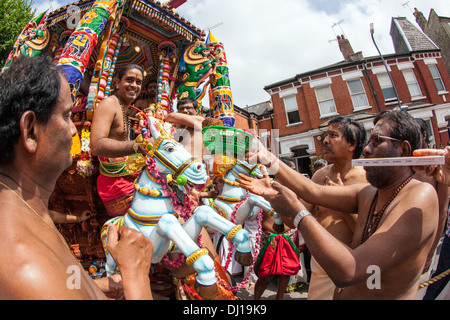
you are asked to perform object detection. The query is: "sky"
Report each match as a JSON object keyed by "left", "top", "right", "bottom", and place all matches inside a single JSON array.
[{"left": 32, "top": 0, "right": 449, "bottom": 108}]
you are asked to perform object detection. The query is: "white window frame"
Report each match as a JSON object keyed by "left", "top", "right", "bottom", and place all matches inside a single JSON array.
[
  {"left": 314, "top": 85, "right": 337, "bottom": 118},
  {"left": 402, "top": 68, "right": 423, "bottom": 100},
  {"left": 346, "top": 78, "right": 370, "bottom": 111},
  {"left": 428, "top": 64, "right": 446, "bottom": 93},
  {"left": 424, "top": 118, "right": 435, "bottom": 147},
  {"left": 376, "top": 72, "right": 397, "bottom": 101},
  {"left": 283, "top": 95, "right": 301, "bottom": 125}
]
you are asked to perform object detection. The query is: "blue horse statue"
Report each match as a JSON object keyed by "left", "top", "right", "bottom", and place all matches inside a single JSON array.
[
  {"left": 101, "top": 117, "right": 253, "bottom": 299},
  {"left": 210, "top": 159, "right": 284, "bottom": 232}
]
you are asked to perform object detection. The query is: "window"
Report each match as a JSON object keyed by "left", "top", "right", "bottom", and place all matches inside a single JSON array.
[
  {"left": 347, "top": 79, "right": 369, "bottom": 110},
  {"left": 315, "top": 86, "right": 337, "bottom": 116},
  {"left": 402, "top": 69, "right": 422, "bottom": 98},
  {"left": 429, "top": 65, "right": 446, "bottom": 92},
  {"left": 377, "top": 73, "right": 397, "bottom": 100},
  {"left": 283, "top": 95, "right": 301, "bottom": 125},
  {"left": 424, "top": 118, "right": 435, "bottom": 147}
]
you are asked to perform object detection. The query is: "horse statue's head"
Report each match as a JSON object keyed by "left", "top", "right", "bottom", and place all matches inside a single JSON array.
[
  {"left": 144, "top": 117, "right": 208, "bottom": 194},
  {"left": 232, "top": 160, "right": 265, "bottom": 179}
]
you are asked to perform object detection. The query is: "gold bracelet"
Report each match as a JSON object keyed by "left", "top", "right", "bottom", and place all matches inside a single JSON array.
[
  {"left": 226, "top": 225, "right": 243, "bottom": 241},
  {"left": 185, "top": 248, "right": 209, "bottom": 266}
]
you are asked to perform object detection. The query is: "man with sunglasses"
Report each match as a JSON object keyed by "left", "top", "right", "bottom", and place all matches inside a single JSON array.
[
  {"left": 238, "top": 110, "right": 439, "bottom": 299},
  {"left": 305, "top": 117, "right": 367, "bottom": 300}
]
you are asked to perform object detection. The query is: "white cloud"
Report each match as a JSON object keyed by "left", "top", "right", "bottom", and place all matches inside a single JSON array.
[
  {"left": 33, "top": 0, "right": 65, "bottom": 14},
  {"left": 177, "top": 0, "right": 449, "bottom": 107},
  {"left": 32, "top": 0, "right": 449, "bottom": 108}
]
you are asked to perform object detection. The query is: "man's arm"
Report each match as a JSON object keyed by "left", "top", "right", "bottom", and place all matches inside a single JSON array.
[
  {"left": 238, "top": 156, "right": 362, "bottom": 214},
  {"left": 164, "top": 112, "right": 204, "bottom": 129},
  {"left": 264, "top": 180, "right": 438, "bottom": 288},
  {"left": 49, "top": 210, "right": 90, "bottom": 224},
  {"left": 413, "top": 147, "right": 450, "bottom": 186},
  {"left": 106, "top": 226, "right": 153, "bottom": 300},
  {"left": 90, "top": 98, "right": 135, "bottom": 158}
]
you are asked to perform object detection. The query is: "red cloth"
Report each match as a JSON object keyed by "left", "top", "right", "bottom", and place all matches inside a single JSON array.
[
  {"left": 97, "top": 173, "right": 135, "bottom": 202},
  {"left": 97, "top": 173, "right": 137, "bottom": 217},
  {"left": 255, "top": 234, "right": 301, "bottom": 279}
]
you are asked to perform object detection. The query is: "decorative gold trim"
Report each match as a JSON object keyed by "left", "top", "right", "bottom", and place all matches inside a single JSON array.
[
  {"left": 127, "top": 208, "right": 177, "bottom": 225},
  {"left": 226, "top": 225, "right": 243, "bottom": 242},
  {"left": 185, "top": 248, "right": 209, "bottom": 266},
  {"left": 217, "top": 195, "right": 246, "bottom": 203},
  {"left": 148, "top": 136, "right": 165, "bottom": 158},
  {"left": 212, "top": 204, "right": 228, "bottom": 219}
]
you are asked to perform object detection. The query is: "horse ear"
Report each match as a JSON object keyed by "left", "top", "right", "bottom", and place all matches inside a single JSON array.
[{"left": 147, "top": 116, "right": 161, "bottom": 140}]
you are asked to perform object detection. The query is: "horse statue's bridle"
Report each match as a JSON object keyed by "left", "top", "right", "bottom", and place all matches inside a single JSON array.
[
  {"left": 235, "top": 160, "right": 262, "bottom": 177},
  {"left": 221, "top": 160, "right": 262, "bottom": 192},
  {"left": 147, "top": 135, "right": 198, "bottom": 185}
]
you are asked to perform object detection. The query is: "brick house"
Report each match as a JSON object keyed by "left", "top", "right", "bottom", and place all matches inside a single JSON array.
[
  {"left": 414, "top": 8, "right": 450, "bottom": 75},
  {"left": 234, "top": 15, "right": 450, "bottom": 177}
]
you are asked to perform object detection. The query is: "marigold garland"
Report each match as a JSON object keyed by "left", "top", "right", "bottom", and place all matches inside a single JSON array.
[{"left": 77, "top": 128, "right": 95, "bottom": 177}]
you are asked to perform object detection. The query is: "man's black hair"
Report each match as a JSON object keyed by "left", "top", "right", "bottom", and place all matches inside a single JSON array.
[
  {"left": 177, "top": 97, "right": 199, "bottom": 110},
  {"left": 414, "top": 118, "right": 430, "bottom": 145},
  {"left": 374, "top": 110, "right": 421, "bottom": 155},
  {"left": 328, "top": 116, "right": 367, "bottom": 159},
  {"left": 116, "top": 64, "right": 144, "bottom": 80},
  {"left": 0, "top": 55, "right": 63, "bottom": 166}
]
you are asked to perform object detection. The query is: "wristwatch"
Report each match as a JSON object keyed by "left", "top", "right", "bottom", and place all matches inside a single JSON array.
[{"left": 293, "top": 210, "right": 311, "bottom": 229}]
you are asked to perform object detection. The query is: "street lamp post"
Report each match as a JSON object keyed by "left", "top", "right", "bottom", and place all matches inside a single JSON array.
[{"left": 370, "top": 23, "right": 402, "bottom": 109}]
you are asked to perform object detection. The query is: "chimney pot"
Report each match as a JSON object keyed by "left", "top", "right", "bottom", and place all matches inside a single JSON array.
[{"left": 337, "top": 35, "right": 355, "bottom": 60}]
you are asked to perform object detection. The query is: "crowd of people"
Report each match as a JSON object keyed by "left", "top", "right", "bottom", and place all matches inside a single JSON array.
[{"left": 0, "top": 56, "right": 448, "bottom": 300}]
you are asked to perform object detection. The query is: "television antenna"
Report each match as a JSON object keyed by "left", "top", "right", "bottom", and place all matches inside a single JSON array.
[
  {"left": 206, "top": 22, "right": 224, "bottom": 32},
  {"left": 331, "top": 19, "right": 346, "bottom": 38},
  {"left": 45, "top": 0, "right": 54, "bottom": 12},
  {"left": 402, "top": 1, "right": 414, "bottom": 14}
]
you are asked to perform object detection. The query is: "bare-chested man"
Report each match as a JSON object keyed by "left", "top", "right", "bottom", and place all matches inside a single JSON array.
[
  {"left": 0, "top": 56, "right": 153, "bottom": 300},
  {"left": 413, "top": 146, "right": 450, "bottom": 300},
  {"left": 165, "top": 97, "right": 204, "bottom": 161},
  {"left": 239, "top": 110, "right": 438, "bottom": 300},
  {"left": 90, "top": 64, "right": 144, "bottom": 217},
  {"left": 305, "top": 117, "right": 367, "bottom": 299},
  {"left": 413, "top": 118, "right": 449, "bottom": 299},
  {"left": 134, "top": 81, "right": 157, "bottom": 111}
]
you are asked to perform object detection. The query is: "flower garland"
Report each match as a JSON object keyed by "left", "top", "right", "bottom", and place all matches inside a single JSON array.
[
  {"left": 215, "top": 196, "right": 264, "bottom": 293},
  {"left": 76, "top": 127, "right": 95, "bottom": 177},
  {"left": 144, "top": 155, "right": 204, "bottom": 268}
]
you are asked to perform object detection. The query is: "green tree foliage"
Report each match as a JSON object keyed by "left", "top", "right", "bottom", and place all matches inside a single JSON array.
[{"left": 0, "top": 0, "right": 36, "bottom": 66}]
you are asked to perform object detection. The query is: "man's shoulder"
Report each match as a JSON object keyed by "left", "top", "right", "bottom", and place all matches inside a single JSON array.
[
  {"left": 393, "top": 179, "right": 438, "bottom": 215},
  {"left": 0, "top": 215, "right": 43, "bottom": 257},
  {"left": 92, "top": 96, "right": 120, "bottom": 125},
  {"left": 311, "top": 165, "right": 332, "bottom": 182},
  {"left": 408, "top": 179, "right": 438, "bottom": 202},
  {"left": 347, "top": 166, "right": 367, "bottom": 184},
  {"left": 0, "top": 215, "right": 73, "bottom": 280},
  {"left": 97, "top": 95, "right": 120, "bottom": 112}
]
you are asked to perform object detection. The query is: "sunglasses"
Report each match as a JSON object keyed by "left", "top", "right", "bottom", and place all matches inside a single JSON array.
[{"left": 365, "top": 133, "right": 403, "bottom": 148}]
